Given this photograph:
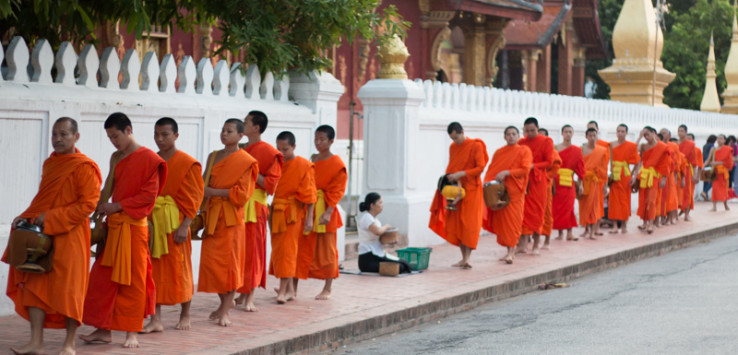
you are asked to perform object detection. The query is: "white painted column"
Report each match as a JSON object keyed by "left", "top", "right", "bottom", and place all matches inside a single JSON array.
[{"left": 289, "top": 71, "right": 344, "bottom": 131}]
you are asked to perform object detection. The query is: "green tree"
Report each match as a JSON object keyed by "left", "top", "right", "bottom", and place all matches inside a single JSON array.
[{"left": 584, "top": 0, "right": 622, "bottom": 99}]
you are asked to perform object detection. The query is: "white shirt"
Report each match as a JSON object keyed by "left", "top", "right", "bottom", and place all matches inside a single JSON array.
[{"left": 357, "top": 211, "right": 385, "bottom": 257}]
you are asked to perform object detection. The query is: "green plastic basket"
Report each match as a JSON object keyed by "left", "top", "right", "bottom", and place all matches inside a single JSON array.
[{"left": 396, "top": 247, "right": 432, "bottom": 271}]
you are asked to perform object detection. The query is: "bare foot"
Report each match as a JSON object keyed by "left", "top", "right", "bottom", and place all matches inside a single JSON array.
[
  {"left": 141, "top": 318, "right": 163, "bottom": 334},
  {"left": 608, "top": 229, "right": 619, "bottom": 234},
  {"left": 315, "top": 290, "right": 331, "bottom": 300},
  {"left": 243, "top": 303, "right": 258, "bottom": 312},
  {"left": 461, "top": 262, "right": 472, "bottom": 269},
  {"left": 122, "top": 333, "right": 139, "bottom": 348},
  {"left": 531, "top": 247, "right": 540, "bottom": 255},
  {"left": 594, "top": 232, "right": 604, "bottom": 236},
  {"left": 10, "top": 343, "right": 43, "bottom": 355},
  {"left": 515, "top": 247, "right": 528, "bottom": 254},
  {"left": 725, "top": 205, "right": 731, "bottom": 211},
  {"left": 541, "top": 243, "right": 550, "bottom": 250},
  {"left": 175, "top": 315, "right": 191, "bottom": 331},
  {"left": 79, "top": 329, "right": 112, "bottom": 344},
  {"left": 217, "top": 314, "right": 232, "bottom": 327},
  {"left": 566, "top": 236, "right": 579, "bottom": 241},
  {"left": 209, "top": 310, "right": 219, "bottom": 320},
  {"left": 451, "top": 260, "right": 465, "bottom": 267},
  {"left": 276, "top": 295, "right": 287, "bottom": 304},
  {"left": 710, "top": 207, "right": 717, "bottom": 212},
  {"left": 58, "top": 345, "right": 76, "bottom": 355},
  {"left": 621, "top": 228, "right": 628, "bottom": 234},
  {"left": 504, "top": 256, "right": 513, "bottom": 264},
  {"left": 234, "top": 294, "right": 246, "bottom": 306}
]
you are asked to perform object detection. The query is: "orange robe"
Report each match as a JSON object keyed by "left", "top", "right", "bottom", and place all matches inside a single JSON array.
[
  {"left": 637, "top": 142, "right": 670, "bottom": 222},
  {"left": 150, "top": 151, "right": 203, "bottom": 305},
  {"left": 679, "top": 140, "right": 697, "bottom": 210},
  {"left": 541, "top": 150, "right": 562, "bottom": 237},
  {"left": 83, "top": 147, "right": 166, "bottom": 332},
  {"left": 518, "top": 135, "right": 554, "bottom": 235},
  {"left": 198, "top": 150, "right": 257, "bottom": 293},
  {"left": 691, "top": 147, "right": 703, "bottom": 209},
  {"left": 553, "top": 145, "right": 585, "bottom": 229},
  {"left": 3, "top": 150, "right": 101, "bottom": 328},
  {"left": 712, "top": 146, "right": 734, "bottom": 202},
  {"left": 429, "top": 138, "right": 489, "bottom": 249},
  {"left": 660, "top": 142, "right": 680, "bottom": 215},
  {"left": 482, "top": 144, "right": 532, "bottom": 247},
  {"left": 579, "top": 145, "right": 608, "bottom": 225},
  {"left": 596, "top": 139, "right": 611, "bottom": 218},
  {"left": 238, "top": 141, "right": 283, "bottom": 294},
  {"left": 296, "top": 155, "right": 347, "bottom": 280},
  {"left": 269, "top": 156, "right": 316, "bottom": 278},
  {"left": 608, "top": 141, "right": 640, "bottom": 221}
]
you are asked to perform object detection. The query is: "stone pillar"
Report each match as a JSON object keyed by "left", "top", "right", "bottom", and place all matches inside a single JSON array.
[
  {"left": 572, "top": 48, "right": 587, "bottom": 97},
  {"left": 722, "top": 4, "right": 738, "bottom": 113},
  {"left": 537, "top": 45, "right": 551, "bottom": 93},
  {"left": 527, "top": 50, "right": 540, "bottom": 92},
  {"left": 461, "top": 13, "right": 487, "bottom": 86},
  {"left": 557, "top": 34, "right": 573, "bottom": 95},
  {"left": 289, "top": 70, "right": 345, "bottom": 129}
]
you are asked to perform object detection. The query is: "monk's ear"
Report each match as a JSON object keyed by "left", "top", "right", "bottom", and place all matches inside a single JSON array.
[
  {"left": 125, "top": 126, "right": 133, "bottom": 135},
  {"left": 74, "top": 132, "right": 80, "bottom": 143},
  {"left": 174, "top": 132, "right": 179, "bottom": 140}
]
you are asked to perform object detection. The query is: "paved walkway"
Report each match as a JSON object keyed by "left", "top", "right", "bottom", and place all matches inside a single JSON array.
[{"left": 0, "top": 202, "right": 736, "bottom": 354}]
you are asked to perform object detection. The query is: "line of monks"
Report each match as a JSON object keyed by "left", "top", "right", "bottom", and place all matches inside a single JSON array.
[
  {"left": 3, "top": 112, "right": 348, "bottom": 354},
  {"left": 430, "top": 118, "right": 732, "bottom": 267}
]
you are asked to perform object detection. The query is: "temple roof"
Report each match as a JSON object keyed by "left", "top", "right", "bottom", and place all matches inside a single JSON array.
[{"left": 430, "top": 0, "right": 543, "bottom": 21}]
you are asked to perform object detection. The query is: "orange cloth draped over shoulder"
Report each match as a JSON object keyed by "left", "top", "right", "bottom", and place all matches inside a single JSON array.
[
  {"left": 579, "top": 145, "right": 608, "bottom": 225},
  {"left": 553, "top": 145, "right": 585, "bottom": 230},
  {"left": 83, "top": 147, "right": 166, "bottom": 332},
  {"left": 150, "top": 151, "right": 203, "bottom": 305},
  {"left": 482, "top": 144, "right": 532, "bottom": 247},
  {"left": 518, "top": 135, "right": 554, "bottom": 235},
  {"left": 596, "top": 140, "right": 610, "bottom": 217},
  {"left": 660, "top": 142, "right": 680, "bottom": 215},
  {"left": 269, "top": 156, "right": 316, "bottom": 278},
  {"left": 712, "top": 145, "right": 734, "bottom": 202},
  {"left": 608, "top": 141, "right": 640, "bottom": 221},
  {"left": 691, "top": 147, "right": 703, "bottom": 209},
  {"left": 296, "top": 155, "right": 347, "bottom": 280},
  {"left": 238, "top": 141, "right": 283, "bottom": 294},
  {"left": 198, "top": 149, "right": 257, "bottom": 293},
  {"left": 541, "top": 150, "right": 562, "bottom": 237},
  {"left": 2, "top": 150, "right": 101, "bottom": 328},
  {"left": 679, "top": 140, "right": 697, "bottom": 210},
  {"left": 637, "top": 142, "right": 670, "bottom": 222},
  {"left": 429, "top": 138, "right": 489, "bottom": 249}
]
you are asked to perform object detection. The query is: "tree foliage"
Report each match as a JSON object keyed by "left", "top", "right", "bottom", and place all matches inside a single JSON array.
[
  {"left": 0, "top": 0, "right": 409, "bottom": 75},
  {"left": 584, "top": 0, "right": 622, "bottom": 100}
]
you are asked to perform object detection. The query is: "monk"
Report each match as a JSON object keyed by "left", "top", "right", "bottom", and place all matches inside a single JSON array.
[
  {"left": 482, "top": 126, "right": 532, "bottom": 264},
  {"left": 688, "top": 133, "right": 703, "bottom": 210},
  {"left": 295, "top": 125, "right": 347, "bottom": 300},
  {"left": 677, "top": 125, "right": 699, "bottom": 221},
  {"left": 553, "top": 124, "right": 585, "bottom": 241},
  {"left": 3, "top": 117, "right": 101, "bottom": 355},
  {"left": 198, "top": 119, "right": 258, "bottom": 326},
  {"left": 588, "top": 120, "right": 611, "bottom": 231},
  {"left": 608, "top": 124, "right": 640, "bottom": 234},
  {"left": 429, "top": 122, "right": 488, "bottom": 268},
  {"left": 142, "top": 118, "right": 204, "bottom": 334},
  {"left": 580, "top": 128, "right": 609, "bottom": 239},
  {"left": 537, "top": 128, "right": 561, "bottom": 250},
  {"left": 270, "top": 131, "right": 316, "bottom": 304},
  {"left": 705, "top": 134, "right": 733, "bottom": 211},
  {"left": 659, "top": 129, "right": 681, "bottom": 225},
  {"left": 671, "top": 138, "right": 687, "bottom": 214},
  {"left": 235, "top": 111, "right": 283, "bottom": 312},
  {"left": 81, "top": 112, "right": 166, "bottom": 348},
  {"left": 517, "top": 117, "right": 553, "bottom": 254},
  {"left": 632, "top": 127, "right": 670, "bottom": 234}
]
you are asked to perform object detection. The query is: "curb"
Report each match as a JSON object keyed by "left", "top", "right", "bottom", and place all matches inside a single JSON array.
[{"left": 238, "top": 221, "right": 738, "bottom": 354}]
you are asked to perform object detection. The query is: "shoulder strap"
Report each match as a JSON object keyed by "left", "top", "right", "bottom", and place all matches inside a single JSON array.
[{"left": 199, "top": 150, "right": 218, "bottom": 211}]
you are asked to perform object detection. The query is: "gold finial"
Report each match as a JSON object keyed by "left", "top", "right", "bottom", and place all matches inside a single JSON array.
[
  {"left": 377, "top": 34, "right": 410, "bottom": 80},
  {"left": 701, "top": 32, "right": 721, "bottom": 112}
]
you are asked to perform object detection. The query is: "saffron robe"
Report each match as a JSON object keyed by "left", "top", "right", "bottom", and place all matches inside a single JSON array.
[
  {"left": 596, "top": 139, "right": 611, "bottom": 217},
  {"left": 296, "top": 155, "right": 347, "bottom": 280},
  {"left": 712, "top": 145, "right": 734, "bottom": 202},
  {"left": 150, "top": 151, "right": 203, "bottom": 305},
  {"left": 429, "top": 138, "right": 489, "bottom": 249},
  {"left": 269, "top": 156, "right": 316, "bottom": 278},
  {"left": 553, "top": 145, "right": 585, "bottom": 230},
  {"left": 579, "top": 145, "right": 608, "bottom": 225},
  {"left": 238, "top": 141, "right": 283, "bottom": 293},
  {"left": 691, "top": 147, "right": 703, "bottom": 209},
  {"left": 660, "top": 142, "right": 681, "bottom": 215},
  {"left": 83, "top": 147, "right": 166, "bottom": 332},
  {"left": 198, "top": 150, "right": 257, "bottom": 293},
  {"left": 637, "top": 142, "right": 670, "bottom": 221},
  {"left": 679, "top": 140, "right": 697, "bottom": 210},
  {"left": 541, "top": 150, "right": 562, "bottom": 237},
  {"left": 608, "top": 141, "right": 640, "bottom": 221},
  {"left": 3, "top": 150, "right": 101, "bottom": 328},
  {"left": 482, "top": 144, "right": 532, "bottom": 247},
  {"left": 518, "top": 135, "right": 554, "bottom": 234}
]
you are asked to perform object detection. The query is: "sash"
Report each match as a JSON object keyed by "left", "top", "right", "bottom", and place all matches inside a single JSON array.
[
  {"left": 558, "top": 168, "right": 574, "bottom": 187},
  {"left": 639, "top": 167, "right": 661, "bottom": 188},
  {"left": 582, "top": 171, "right": 600, "bottom": 196},
  {"left": 150, "top": 195, "right": 180, "bottom": 258},
  {"left": 271, "top": 197, "right": 298, "bottom": 233},
  {"left": 311, "top": 189, "right": 327, "bottom": 234},
  {"left": 101, "top": 212, "right": 148, "bottom": 286},
  {"left": 244, "top": 188, "right": 268, "bottom": 223},
  {"left": 611, "top": 161, "right": 631, "bottom": 181},
  {"left": 716, "top": 164, "right": 729, "bottom": 179},
  {"left": 206, "top": 196, "right": 240, "bottom": 236}
]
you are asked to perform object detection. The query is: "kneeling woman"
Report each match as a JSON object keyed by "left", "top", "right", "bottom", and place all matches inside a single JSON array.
[{"left": 357, "top": 193, "right": 411, "bottom": 273}]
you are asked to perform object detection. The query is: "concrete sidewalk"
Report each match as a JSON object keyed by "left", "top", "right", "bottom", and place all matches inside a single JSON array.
[{"left": 0, "top": 202, "right": 736, "bottom": 354}]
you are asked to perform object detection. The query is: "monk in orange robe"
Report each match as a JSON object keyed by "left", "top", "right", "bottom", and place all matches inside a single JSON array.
[
  {"left": 429, "top": 122, "right": 488, "bottom": 268},
  {"left": 517, "top": 117, "right": 553, "bottom": 254},
  {"left": 633, "top": 127, "right": 670, "bottom": 234},
  {"left": 677, "top": 125, "right": 699, "bottom": 221},
  {"left": 80, "top": 113, "right": 166, "bottom": 348},
  {"left": 706, "top": 134, "right": 733, "bottom": 211},
  {"left": 536, "top": 128, "right": 560, "bottom": 249},
  {"left": 198, "top": 119, "right": 257, "bottom": 327},
  {"left": 553, "top": 125, "right": 585, "bottom": 241},
  {"left": 235, "top": 111, "right": 283, "bottom": 312},
  {"left": 658, "top": 129, "right": 681, "bottom": 225},
  {"left": 608, "top": 124, "right": 640, "bottom": 234},
  {"left": 141, "top": 118, "right": 204, "bottom": 334},
  {"left": 673, "top": 144, "right": 687, "bottom": 212},
  {"left": 2, "top": 117, "right": 101, "bottom": 355},
  {"left": 688, "top": 133, "right": 703, "bottom": 210},
  {"left": 580, "top": 128, "right": 609, "bottom": 239},
  {"left": 270, "top": 131, "right": 316, "bottom": 304},
  {"left": 587, "top": 120, "right": 611, "bottom": 230},
  {"left": 295, "top": 125, "right": 347, "bottom": 300},
  {"left": 482, "top": 126, "right": 532, "bottom": 264}
]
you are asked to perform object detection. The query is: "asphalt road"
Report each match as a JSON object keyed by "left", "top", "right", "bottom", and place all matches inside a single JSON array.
[{"left": 339, "top": 234, "right": 738, "bottom": 355}]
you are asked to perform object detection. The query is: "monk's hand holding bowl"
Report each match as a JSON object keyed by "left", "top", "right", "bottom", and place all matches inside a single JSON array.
[
  {"left": 447, "top": 171, "right": 465, "bottom": 183},
  {"left": 33, "top": 213, "right": 45, "bottom": 228},
  {"left": 11, "top": 216, "right": 28, "bottom": 228},
  {"left": 495, "top": 170, "right": 509, "bottom": 182}
]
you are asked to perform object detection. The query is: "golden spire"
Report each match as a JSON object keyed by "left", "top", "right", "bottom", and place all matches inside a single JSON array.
[
  {"left": 701, "top": 33, "right": 721, "bottom": 112},
  {"left": 376, "top": 34, "right": 410, "bottom": 80},
  {"left": 721, "top": 1, "right": 738, "bottom": 113}
]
